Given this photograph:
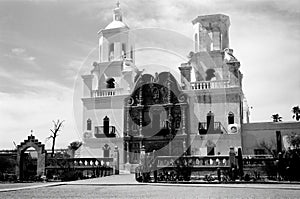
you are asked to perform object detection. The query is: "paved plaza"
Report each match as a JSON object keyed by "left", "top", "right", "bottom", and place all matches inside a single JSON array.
[{"left": 1, "top": 174, "right": 300, "bottom": 198}]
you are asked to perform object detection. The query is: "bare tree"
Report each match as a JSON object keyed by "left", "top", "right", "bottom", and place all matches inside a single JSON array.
[
  {"left": 257, "top": 139, "right": 277, "bottom": 157},
  {"left": 47, "top": 120, "right": 64, "bottom": 157},
  {"left": 292, "top": 106, "right": 300, "bottom": 121}
]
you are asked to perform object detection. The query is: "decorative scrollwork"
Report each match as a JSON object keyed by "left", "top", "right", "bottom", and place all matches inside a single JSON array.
[
  {"left": 127, "top": 97, "right": 134, "bottom": 105},
  {"left": 178, "top": 94, "right": 186, "bottom": 103},
  {"left": 83, "top": 132, "right": 93, "bottom": 139}
]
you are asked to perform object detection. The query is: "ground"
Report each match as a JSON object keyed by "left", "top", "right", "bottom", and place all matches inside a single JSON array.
[{"left": 1, "top": 174, "right": 300, "bottom": 199}]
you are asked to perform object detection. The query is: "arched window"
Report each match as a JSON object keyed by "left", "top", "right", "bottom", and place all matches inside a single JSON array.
[
  {"left": 130, "top": 46, "right": 134, "bottom": 59},
  {"left": 206, "top": 140, "right": 216, "bottom": 156},
  {"left": 208, "top": 31, "right": 213, "bottom": 51},
  {"left": 87, "top": 119, "right": 92, "bottom": 131},
  {"left": 106, "top": 78, "right": 115, "bottom": 88},
  {"left": 207, "top": 111, "right": 214, "bottom": 131},
  {"left": 102, "top": 144, "right": 110, "bottom": 158},
  {"left": 195, "top": 33, "right": 198, "bottom": 52},
  {"left": 109, "top": 43, "right": 114, "bottom": 61},
  {"left": 205, "top": 69, "right": 216, "bottom": 81},
  {"left": 103, "top": 116, "right": 110, "bottom": 136},
  {"left": 228, "top": 112, "right": 234, "bottom": 124},
  {"left": 99, "top": 47, "right": 102, "bottom": 62},
  {"left": 122, "top": 43, "right": 126, "bottom": 58},
  {"left": 92, "top": 73, "right": 99, "bottom": 91},
  {"left": 212, "top": 31, "right": 221, "bottom": 50}
]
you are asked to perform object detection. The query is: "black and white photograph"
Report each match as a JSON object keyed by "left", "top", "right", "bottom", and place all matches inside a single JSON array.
[{"left": 0, "top": 0, "right": 300, "bottom": 198}]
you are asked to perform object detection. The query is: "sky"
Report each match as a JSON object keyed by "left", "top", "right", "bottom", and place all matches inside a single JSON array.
[{"left": 0, "top": 0, "right": 299, "bottom": 149}]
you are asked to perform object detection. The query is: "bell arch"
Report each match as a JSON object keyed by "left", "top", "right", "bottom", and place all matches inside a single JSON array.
[{"left": 16, "top": 135, "right": 46, "bottom": 180}]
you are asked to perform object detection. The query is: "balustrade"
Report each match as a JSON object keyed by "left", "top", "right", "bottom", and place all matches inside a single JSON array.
[
  {"left": 190, "top": 80, "right": 230, "bottom": 90},
  {"left": 156, "top": 155, "right": 230, "bottom": 168},
  {"left": 91, "top": 88, "right": 124, "bottom": 97},
  {"left": 242, "top": 155, "right": 275, "bottom": 166},
  {"left": 46, "top": 157, "right": 113, "bottom": 168}
]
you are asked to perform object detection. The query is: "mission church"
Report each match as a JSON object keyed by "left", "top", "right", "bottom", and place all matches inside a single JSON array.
[{"left": 78, "top": 3, "right": 300, "bottom": 171}]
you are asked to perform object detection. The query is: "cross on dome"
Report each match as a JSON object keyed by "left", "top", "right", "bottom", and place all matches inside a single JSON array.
[{"left": 116, "top": 1, "right": 120, "bottom": 8}]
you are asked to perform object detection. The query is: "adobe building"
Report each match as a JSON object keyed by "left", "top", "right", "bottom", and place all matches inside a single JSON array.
[{"left": 78, "top": 3, "right": 300, "bottom": 170}]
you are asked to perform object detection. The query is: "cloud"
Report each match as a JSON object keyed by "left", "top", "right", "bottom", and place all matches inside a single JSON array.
[
  {"left": 11, "top": 48, "right": 25, "bottom": 55},
  {"left": 0, "top": 81, "right": 80, "bottom": 149},
  {"left": 6, "top": 47, "right": 36, "bottom": 64},
  {"left": 0, "top": 0, "right": 299, "bottom": 149}
]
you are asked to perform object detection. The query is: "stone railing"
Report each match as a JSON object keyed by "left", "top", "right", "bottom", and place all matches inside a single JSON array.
[
  {"left": 190, "top": 80, "right": 230, "bottom": 90},
  {"left": 46, "top": 157, "right": 114, "bottom": 168},
  {"left": 156, "top": 155, "right": 230, "bottom": 168},
  {"left": 0, "top": 150, "right": 17, "bottom": 154},
  {"left": 242, "top": 155, "right": 275, "bottom": 166},
  {"left": 91, "top": 88, "right": 124, "bottom": 97}
]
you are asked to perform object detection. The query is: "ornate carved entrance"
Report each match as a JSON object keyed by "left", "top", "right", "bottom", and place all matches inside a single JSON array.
[
  {"left": 16, "top": 135, "right": 46, "bottom": 180},
  {"left": 124, "top": 72, "right": 190, "bottom": 164}
]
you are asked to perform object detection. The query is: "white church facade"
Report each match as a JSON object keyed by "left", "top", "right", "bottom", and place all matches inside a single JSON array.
[{"left": 78, "top": 3, "right": 300, "bottom": 170}]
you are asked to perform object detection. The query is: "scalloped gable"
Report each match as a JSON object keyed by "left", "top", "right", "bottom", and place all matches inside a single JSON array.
[{"left": 17, "top": 135, "right": 45, "bottom": 153}]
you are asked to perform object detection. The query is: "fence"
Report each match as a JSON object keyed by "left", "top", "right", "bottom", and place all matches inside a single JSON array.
[
  {"left": 45, "top": 157, "right": 115, "bottom": 180},
  {"left": 45, "top": 147, "right": 120, "bottom": 181},
  {"left": 135, "top": 147, "right": 299, "bottom": 183},
  {"left": 135, "top": 148, "right": 235, "bottom": 182}
]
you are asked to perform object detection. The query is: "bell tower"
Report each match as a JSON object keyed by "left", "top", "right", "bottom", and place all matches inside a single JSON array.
[
  {"left": 192, "top": 14, "right": 230, "bottom": 52},
  {"left": 98, "top": 1, "right": 135, "bottom": 63}
]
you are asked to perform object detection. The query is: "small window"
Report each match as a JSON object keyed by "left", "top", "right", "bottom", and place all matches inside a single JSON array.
[
  {"left": 194, "top": 33, "right": 198, "bottom": 52},
  {"left": 109, "top": 43, "right": 114, "bottom": 61},
  {"left": 106, "top": 78, "right": 115, "bottom": 88},
  {"left": 228, "top": 112, "right": 234, "bottom": 124},
  {"left": 212, "top": 31, "right": 221, "bottom": 50},
  {"left": 208, "top": 31, "right": 213, "bottom": 51},
  {"left": 122, "top": 43, "right": 126, "bottom": 58},
  {"left": 206, "top": 111, "right": 214, "bottom": 131},
  {"left": 103, "top": 144, "right": 111, "bottom": 158},
  {"left": 103, "top": 116, "right": 110, "bottom": 136},
  {"left": 207, "top": 147, "right": 215, "bottom": 155},
  {"left": 130, "top": 46, "right": 134, "bottom": 59},
  {"left": 99, "top": 45, "right": 102, "bottom": 62},
  {"left": 205, "top": 69, "right": 216, "bottom": 81},
  {"left": 87, "top": 119, "right": 92, "bottom": 131}
]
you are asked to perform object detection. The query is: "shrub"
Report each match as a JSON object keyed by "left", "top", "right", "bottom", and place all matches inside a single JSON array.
[{"left": 61, "top": 170, "right": 82, "bottom": 181}]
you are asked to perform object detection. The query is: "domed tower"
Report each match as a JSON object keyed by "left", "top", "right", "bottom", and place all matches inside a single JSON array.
[
  {"left": 192, "top": 14, "right": 230, "bottom": 52},
  {"left": 98, "top": 1, "right": 135, "bottom": 63},
  {"left": 81, "top": 2, "right": 136, "bottom": 147},
  {"left": 82, "top": 1, "right": 136, "bottom": 98}
]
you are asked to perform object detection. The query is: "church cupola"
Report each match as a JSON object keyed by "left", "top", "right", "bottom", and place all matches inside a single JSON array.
[
  {"left": 104, "top": 2, "right": 128, "bottom": 30},
  {"left": 97, "top": 2, "right": 134, "bottom": 63},
  {"left": 192, "top": 14, "right": 230, "bottom": 52},
  {"left": 113, "top": 1, "right": 122, "bottom": 21}
]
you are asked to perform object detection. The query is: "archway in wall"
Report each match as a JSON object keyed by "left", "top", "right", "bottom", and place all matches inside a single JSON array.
[
  {"left": 16, "top": 135, "right": 46, "bottom": 180},
  {"left": 21, "top": 147, "right": 38, "bottom": 181}
]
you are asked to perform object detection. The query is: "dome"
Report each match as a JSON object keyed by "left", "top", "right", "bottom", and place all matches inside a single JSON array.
[{"left": 105, "top": 20, "right": 129, "bottom": 30}]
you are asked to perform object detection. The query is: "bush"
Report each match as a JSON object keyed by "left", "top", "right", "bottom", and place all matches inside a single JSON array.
[{"left": 61, "top": 170, "right": 82, "bottom": 181}]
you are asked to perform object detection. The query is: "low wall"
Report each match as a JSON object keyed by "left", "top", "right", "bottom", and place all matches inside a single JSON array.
[{"left": 242, "top": 122, "right": 300, "bottom": 155}]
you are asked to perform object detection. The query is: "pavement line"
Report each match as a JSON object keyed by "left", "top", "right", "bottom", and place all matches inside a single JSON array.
[
  {"left": 0, "top": 182, "right": 66, "bottom": 193},
  {"left": 1, "top": 182, "right": 300, "bottom": 192},
  {"left": 63, "top": 183, "right": 300, "bottom": 190}
]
